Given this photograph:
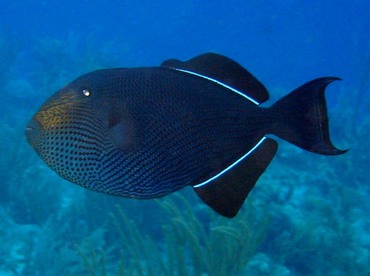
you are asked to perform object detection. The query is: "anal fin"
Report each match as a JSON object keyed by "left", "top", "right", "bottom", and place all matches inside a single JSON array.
[{"left": 194, "top": 137, "right": 278, "bottom": 218}]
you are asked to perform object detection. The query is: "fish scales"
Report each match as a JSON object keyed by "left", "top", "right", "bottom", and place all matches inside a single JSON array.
[{"left": 95, "top": 68, "right": 262, "bottom": 196}]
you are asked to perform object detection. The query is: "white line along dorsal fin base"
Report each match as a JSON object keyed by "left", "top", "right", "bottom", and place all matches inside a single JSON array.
[
  {"left": 171, "top": 68, "right": 260, "bottom": 106},
  {"left": 193, "top": 137, "right": 267, "bottom": 188}
]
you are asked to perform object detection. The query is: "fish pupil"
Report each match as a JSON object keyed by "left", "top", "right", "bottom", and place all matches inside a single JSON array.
[{"left": 82, "top": 89, "right": 91, "bottom": 97}]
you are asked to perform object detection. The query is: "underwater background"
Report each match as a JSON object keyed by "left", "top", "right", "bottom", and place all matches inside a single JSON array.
[{"left": 1, "top": 1, "right": 369, "bottom": 275}]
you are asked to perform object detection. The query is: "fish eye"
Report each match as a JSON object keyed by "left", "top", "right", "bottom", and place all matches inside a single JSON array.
[{"left": 82, "top": 89, "right": 91, "bottom": 97}]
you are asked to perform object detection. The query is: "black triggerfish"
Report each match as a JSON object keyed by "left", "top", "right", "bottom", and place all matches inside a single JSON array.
[{"left": 25, "top": 53, "right": 346, "bottom": 218}]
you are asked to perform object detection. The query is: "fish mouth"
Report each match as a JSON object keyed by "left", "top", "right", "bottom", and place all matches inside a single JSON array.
[{"left": 25, "top": 118, "right": 42, "bottom": 146}]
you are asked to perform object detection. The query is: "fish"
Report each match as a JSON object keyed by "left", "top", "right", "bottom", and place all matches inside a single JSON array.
[{"left": 25, "top": 53, "right": 346, "bottom": 218}]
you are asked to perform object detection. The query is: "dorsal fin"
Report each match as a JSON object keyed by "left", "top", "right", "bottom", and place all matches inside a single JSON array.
[
  {"left": 193, "top": 137, "right": 278, "bottom": 218},
  {"left": 161, "top": 53, "right": 269, "bottom": 104}
]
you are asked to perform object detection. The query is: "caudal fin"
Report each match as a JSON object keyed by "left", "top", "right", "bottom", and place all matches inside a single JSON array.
[{"left": 269, "top": 77, "right": 347, "bottom": 155}]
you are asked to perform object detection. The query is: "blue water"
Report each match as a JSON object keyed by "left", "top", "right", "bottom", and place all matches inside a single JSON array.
[{"left": 1, "top": 1, "right": 369, "bottom": 275}]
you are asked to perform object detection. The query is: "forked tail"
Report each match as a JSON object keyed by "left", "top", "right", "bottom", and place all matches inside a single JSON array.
[{"left": 269, "top": 77, "right": 347, "bottom": 155}]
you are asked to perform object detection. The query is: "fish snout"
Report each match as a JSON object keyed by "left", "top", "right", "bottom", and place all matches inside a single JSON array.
[{"left": 25, "top": 118, "right": 43, "bottom": 147}]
